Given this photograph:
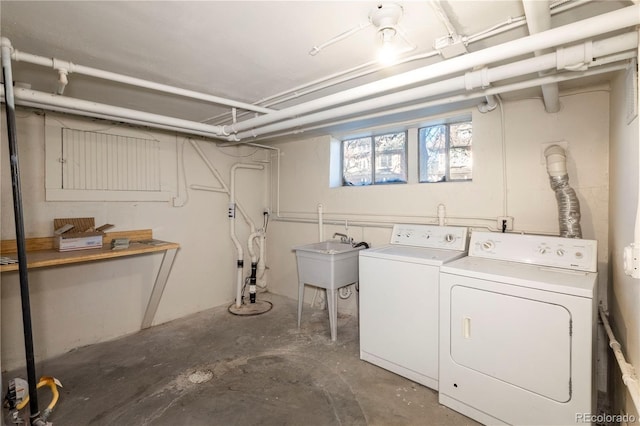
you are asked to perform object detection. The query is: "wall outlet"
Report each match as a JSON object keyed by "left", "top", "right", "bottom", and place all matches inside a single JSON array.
[
  {"left": 497, "top": 216, "right": 514, "bottom": 231},
  {"left": 263, "top": 208, "right": 271, "bottom": 216}
]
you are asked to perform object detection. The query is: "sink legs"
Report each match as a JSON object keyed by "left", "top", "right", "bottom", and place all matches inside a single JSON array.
[{"left": 297, "top": 281, "right": 355, "bottom": 342}]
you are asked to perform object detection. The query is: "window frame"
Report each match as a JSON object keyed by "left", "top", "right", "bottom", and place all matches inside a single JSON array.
[
  {"left": 341, "top": 131, "right": 408, "bottom": 186},
  {"left": 418, "top": 120, "right": 473, "bottom": 183}
]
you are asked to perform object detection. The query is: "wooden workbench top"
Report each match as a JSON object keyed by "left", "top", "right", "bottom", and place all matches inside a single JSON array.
[{"left": 0, "top": 229, "right": 179, "bottom": 272}]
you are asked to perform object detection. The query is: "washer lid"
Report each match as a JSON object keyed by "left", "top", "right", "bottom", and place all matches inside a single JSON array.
[
  {"left": 360, "top": 245, "right": 467, "bottom": 266},
  {"left": 440, "top": 256, "right": 596, "bottom": 298}
]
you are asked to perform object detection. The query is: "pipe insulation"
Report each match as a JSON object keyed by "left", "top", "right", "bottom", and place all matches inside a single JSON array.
[{"left": 544, "top": 145, "right": 582, "bottom": 238}]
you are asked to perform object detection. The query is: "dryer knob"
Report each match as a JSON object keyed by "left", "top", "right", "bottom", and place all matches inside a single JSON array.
[
  {"left": 445, "top": 234, "right": 455, "bottom": 243},
  {"left": 556, "top": 249, "right": 565, "bottom": 257},
  {"left": 538, "top": 247, "right": 547, "bottom": 254}
]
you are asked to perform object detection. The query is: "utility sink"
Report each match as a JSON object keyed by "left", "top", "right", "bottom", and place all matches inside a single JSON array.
[
  {"left": 294, "top": 241, "right": 361, "bottom": 255},
  {"left": 294, "top": 240, "right": 365, "bottom": 341},
  {"left": 293, "top": 241, "right": 364, "bottom": 287}
]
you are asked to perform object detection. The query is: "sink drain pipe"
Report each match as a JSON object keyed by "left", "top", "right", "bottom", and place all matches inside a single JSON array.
[{"left": 544, "top": 144, "right": 582, "bottom": 238}]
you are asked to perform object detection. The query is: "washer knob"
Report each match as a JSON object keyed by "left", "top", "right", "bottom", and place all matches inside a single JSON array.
[
  {"left": 556, "top": 249, "right": 565, "bottom": 257},
  {"left": 481, "top": 240, "right": 495, "bottom": 250},
  {"left": 538, "top": 247, "right": 547, "bottom": 254},
  {"left": 445, "top": 234, "right": 455, "bottom": 243}
]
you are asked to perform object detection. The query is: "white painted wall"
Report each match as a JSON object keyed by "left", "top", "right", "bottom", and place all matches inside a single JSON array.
[
  {"left": 266, "top": 90, "right": 610, "bottom": 322},
  {"left": 609, "top": 69, "right": 640, "bottom": 419},
  {"left": 0, "top": 110, "right": 269, "bottom": 371}
]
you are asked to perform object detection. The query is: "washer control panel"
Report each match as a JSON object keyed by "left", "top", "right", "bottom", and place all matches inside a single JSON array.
[
  {"left": 390, "top": 224, "right": 468, "bottom": 251},
  {"left": 469, "top": 231, "right": 597, "bottom": 272}
]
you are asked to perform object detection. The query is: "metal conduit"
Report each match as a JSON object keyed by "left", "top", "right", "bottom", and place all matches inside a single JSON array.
[{"left": 1, "top": 40, "right": 44, "bottom": 425}]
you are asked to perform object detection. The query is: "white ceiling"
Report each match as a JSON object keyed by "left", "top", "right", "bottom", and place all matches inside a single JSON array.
[{"left": 0, "top": 1, "right": 634, "bottom": 142}]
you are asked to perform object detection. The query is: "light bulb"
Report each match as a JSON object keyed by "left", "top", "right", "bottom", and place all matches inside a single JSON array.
[{"left": 377, "top": 27, "right": 398, "bottom": 66}]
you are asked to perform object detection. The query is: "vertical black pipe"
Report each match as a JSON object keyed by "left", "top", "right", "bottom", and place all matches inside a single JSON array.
[{"left": 2, "top": 43, "right": 41, "bottom": 422}]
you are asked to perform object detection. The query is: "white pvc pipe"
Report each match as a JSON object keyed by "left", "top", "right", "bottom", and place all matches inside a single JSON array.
[
  {"left": 523, "top": 0, "right": 561, "bottom": 113},
  {"left": 6, "top": 86, "right": 226, "bottom": 138},
  {"left": 318, "top": 204, "right": 324, "bottom": 242},
  {"left": 224, "top": 4, "right": 640, "bottom": 136},
  {"left": 477, "top": 95, "right": 498, "bottom": 113},
  {"left": 437, "top": 204, "right": 447, "bottom": 226},
  {"left": 203, "top": 0, "right": 581, "bottom": 126},
  {"left": 189, "top": 184, "right": 227, "bottom": 193},
  {"left": 230, "top": 163, "right": 263, "bottom": 307},
  {"left": 599, "top": 306, "right": 640, "bottom": 414},
  {"left": 233, "top": 32, "right": 637, "bottom": 140},
  {"left": 256, "top": 233, "right": 267, "bottom": 288},
  {"left": 244, "top": 61, "right": 629, "bottom": 142},
  {"left": 635, "top": 29, "right": 640, "bottom": 244},
  {"left": 4, "top": 39, "right": 273, "bottom": 115}
]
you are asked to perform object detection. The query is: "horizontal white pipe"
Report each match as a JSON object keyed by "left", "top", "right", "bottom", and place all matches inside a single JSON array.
[
  {"left": 206, "top": 0, "right": 581, "bottom": 126},
  {"left": 189, "top": 184, "right": 227, "bottom": 193},
  {"left": 225, "top": 4, "right": 640, "bottom": 136},
  {"left": 233, "top": 33, "right": 637, "bottom": 140},
  {"left": 2, "top": 86, "right": 226, "bottom": 137},
  {"left": 599, "top": 306, "right": 640, "bottom": 414},
  {"left": 3, "top": 39, "right": 273, "bottom": 115},
  {"left": 246, "top": 61, "right": 629, "bottom": 142}
]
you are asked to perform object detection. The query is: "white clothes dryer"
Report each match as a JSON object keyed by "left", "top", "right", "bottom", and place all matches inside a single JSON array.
[
  {"left": 439, "top": 231, "right": 598, "bottom": 425},
  {"left": 359, "top": 224, "right": 468, "bottom": 390}
]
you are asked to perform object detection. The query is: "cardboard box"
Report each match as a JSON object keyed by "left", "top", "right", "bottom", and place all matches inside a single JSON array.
[{"left": 53, "top": 217, "right": 110, "bottom": 252}]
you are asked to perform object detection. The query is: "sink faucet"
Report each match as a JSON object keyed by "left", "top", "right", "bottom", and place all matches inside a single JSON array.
[{"left": 333, "top": 233, "right": 353, "bottom": 244}]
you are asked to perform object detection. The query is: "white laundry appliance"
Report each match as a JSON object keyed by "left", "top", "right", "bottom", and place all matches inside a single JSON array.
[
  {"left": 439, "top": 231, "right": 597, "bottom": 425},
  {"left": 359, "top": 224, "right": 468, "bottom": 390}
]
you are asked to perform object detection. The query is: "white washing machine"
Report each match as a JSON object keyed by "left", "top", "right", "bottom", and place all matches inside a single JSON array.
[
  {"left": 359, "top": 224, "right": 468, "bottom": 390},
  {"left": 439, "top": 231, "right": 598, "bottom": 425}
]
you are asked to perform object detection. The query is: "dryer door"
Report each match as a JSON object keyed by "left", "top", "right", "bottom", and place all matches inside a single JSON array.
[{"left": 450, "top": 285, "right": 572, "bottom": 402}]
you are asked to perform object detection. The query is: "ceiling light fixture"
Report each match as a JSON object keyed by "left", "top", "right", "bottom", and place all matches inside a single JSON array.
[
  {"left": 307, "top": 2, "right": 415, "bottom": 65},
  {"left": 369, "top": 3, "right": 413, "bottom": 66}
]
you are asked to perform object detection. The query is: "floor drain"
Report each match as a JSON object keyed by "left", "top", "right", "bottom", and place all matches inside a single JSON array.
[{"left": 188, "top": 370, "right": 213, "bottom": 384}]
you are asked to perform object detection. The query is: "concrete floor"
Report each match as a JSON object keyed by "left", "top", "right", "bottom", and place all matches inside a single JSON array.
[{"left": 3, "top": 293, "right": 479, "bottom": 425}]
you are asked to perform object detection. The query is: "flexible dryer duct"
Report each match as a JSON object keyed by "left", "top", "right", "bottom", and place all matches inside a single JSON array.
[{"left": 544, "top": 145, "right": 582, "bottom": 238}]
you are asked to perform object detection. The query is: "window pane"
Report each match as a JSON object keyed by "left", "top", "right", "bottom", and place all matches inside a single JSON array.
[
  {"left": 374, "top": 132, "right": 407, "bottom": 184},
  {"left": 343, "top": 137, "right": 372, "bottom": 186},
  {"left": 449, "top": 122, "right": 472, "bottom": 180},
  {"left": 419, "top": 125, "right": 446, "bottom": 182}
]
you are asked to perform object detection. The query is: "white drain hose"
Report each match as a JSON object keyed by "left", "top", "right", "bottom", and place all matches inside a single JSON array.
[{"left": 544, "top": 145, "right": 582, "bottom": 238}]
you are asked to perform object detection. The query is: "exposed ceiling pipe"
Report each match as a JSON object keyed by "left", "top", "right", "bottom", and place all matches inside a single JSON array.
[
  {"left": 3, "top": 38, "right": 273, "bottom": 115},
  {"left": 523, "top": 0, "right": 561, "bottom": 113},
  {"left": 223, "top": 4, "right": 638, "bottom": 136},
  {"left": 230, "top": 32, "right": 637, "bottom": 140},
  {"left": 229, "top": 62, "right": 628, "bottom": 143},
  {"left": 0, "top": 86, "right": 226, "bottom": 139},
  {"left": 1, "top": 5, "right": 638, "bottom": 145},
  {"left": 477, "top": 95, "right": 498, "bottom": 113},
  {"left": 203, "top": 0, "right": 585, "bottom": 127}
]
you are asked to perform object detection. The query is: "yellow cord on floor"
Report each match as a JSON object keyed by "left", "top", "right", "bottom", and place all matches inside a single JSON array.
[{"left": 15, "top": 376, "right": 60, "bottom": 412}]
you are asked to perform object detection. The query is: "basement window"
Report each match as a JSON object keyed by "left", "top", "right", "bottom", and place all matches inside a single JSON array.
[
  {"left": 418, "top": 120, "right": 472, "bottom": 183},
  {"left": 342, "top": 131, "right": 407, "bottom": 186}
]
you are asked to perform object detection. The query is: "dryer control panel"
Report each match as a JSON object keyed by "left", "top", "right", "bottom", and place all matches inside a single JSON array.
[
  {"left": 469, "top": 231, "right": 597, "bottom": 272},
  {"left": 390, "top": 224, "right": 468, "bottom": 251}
]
